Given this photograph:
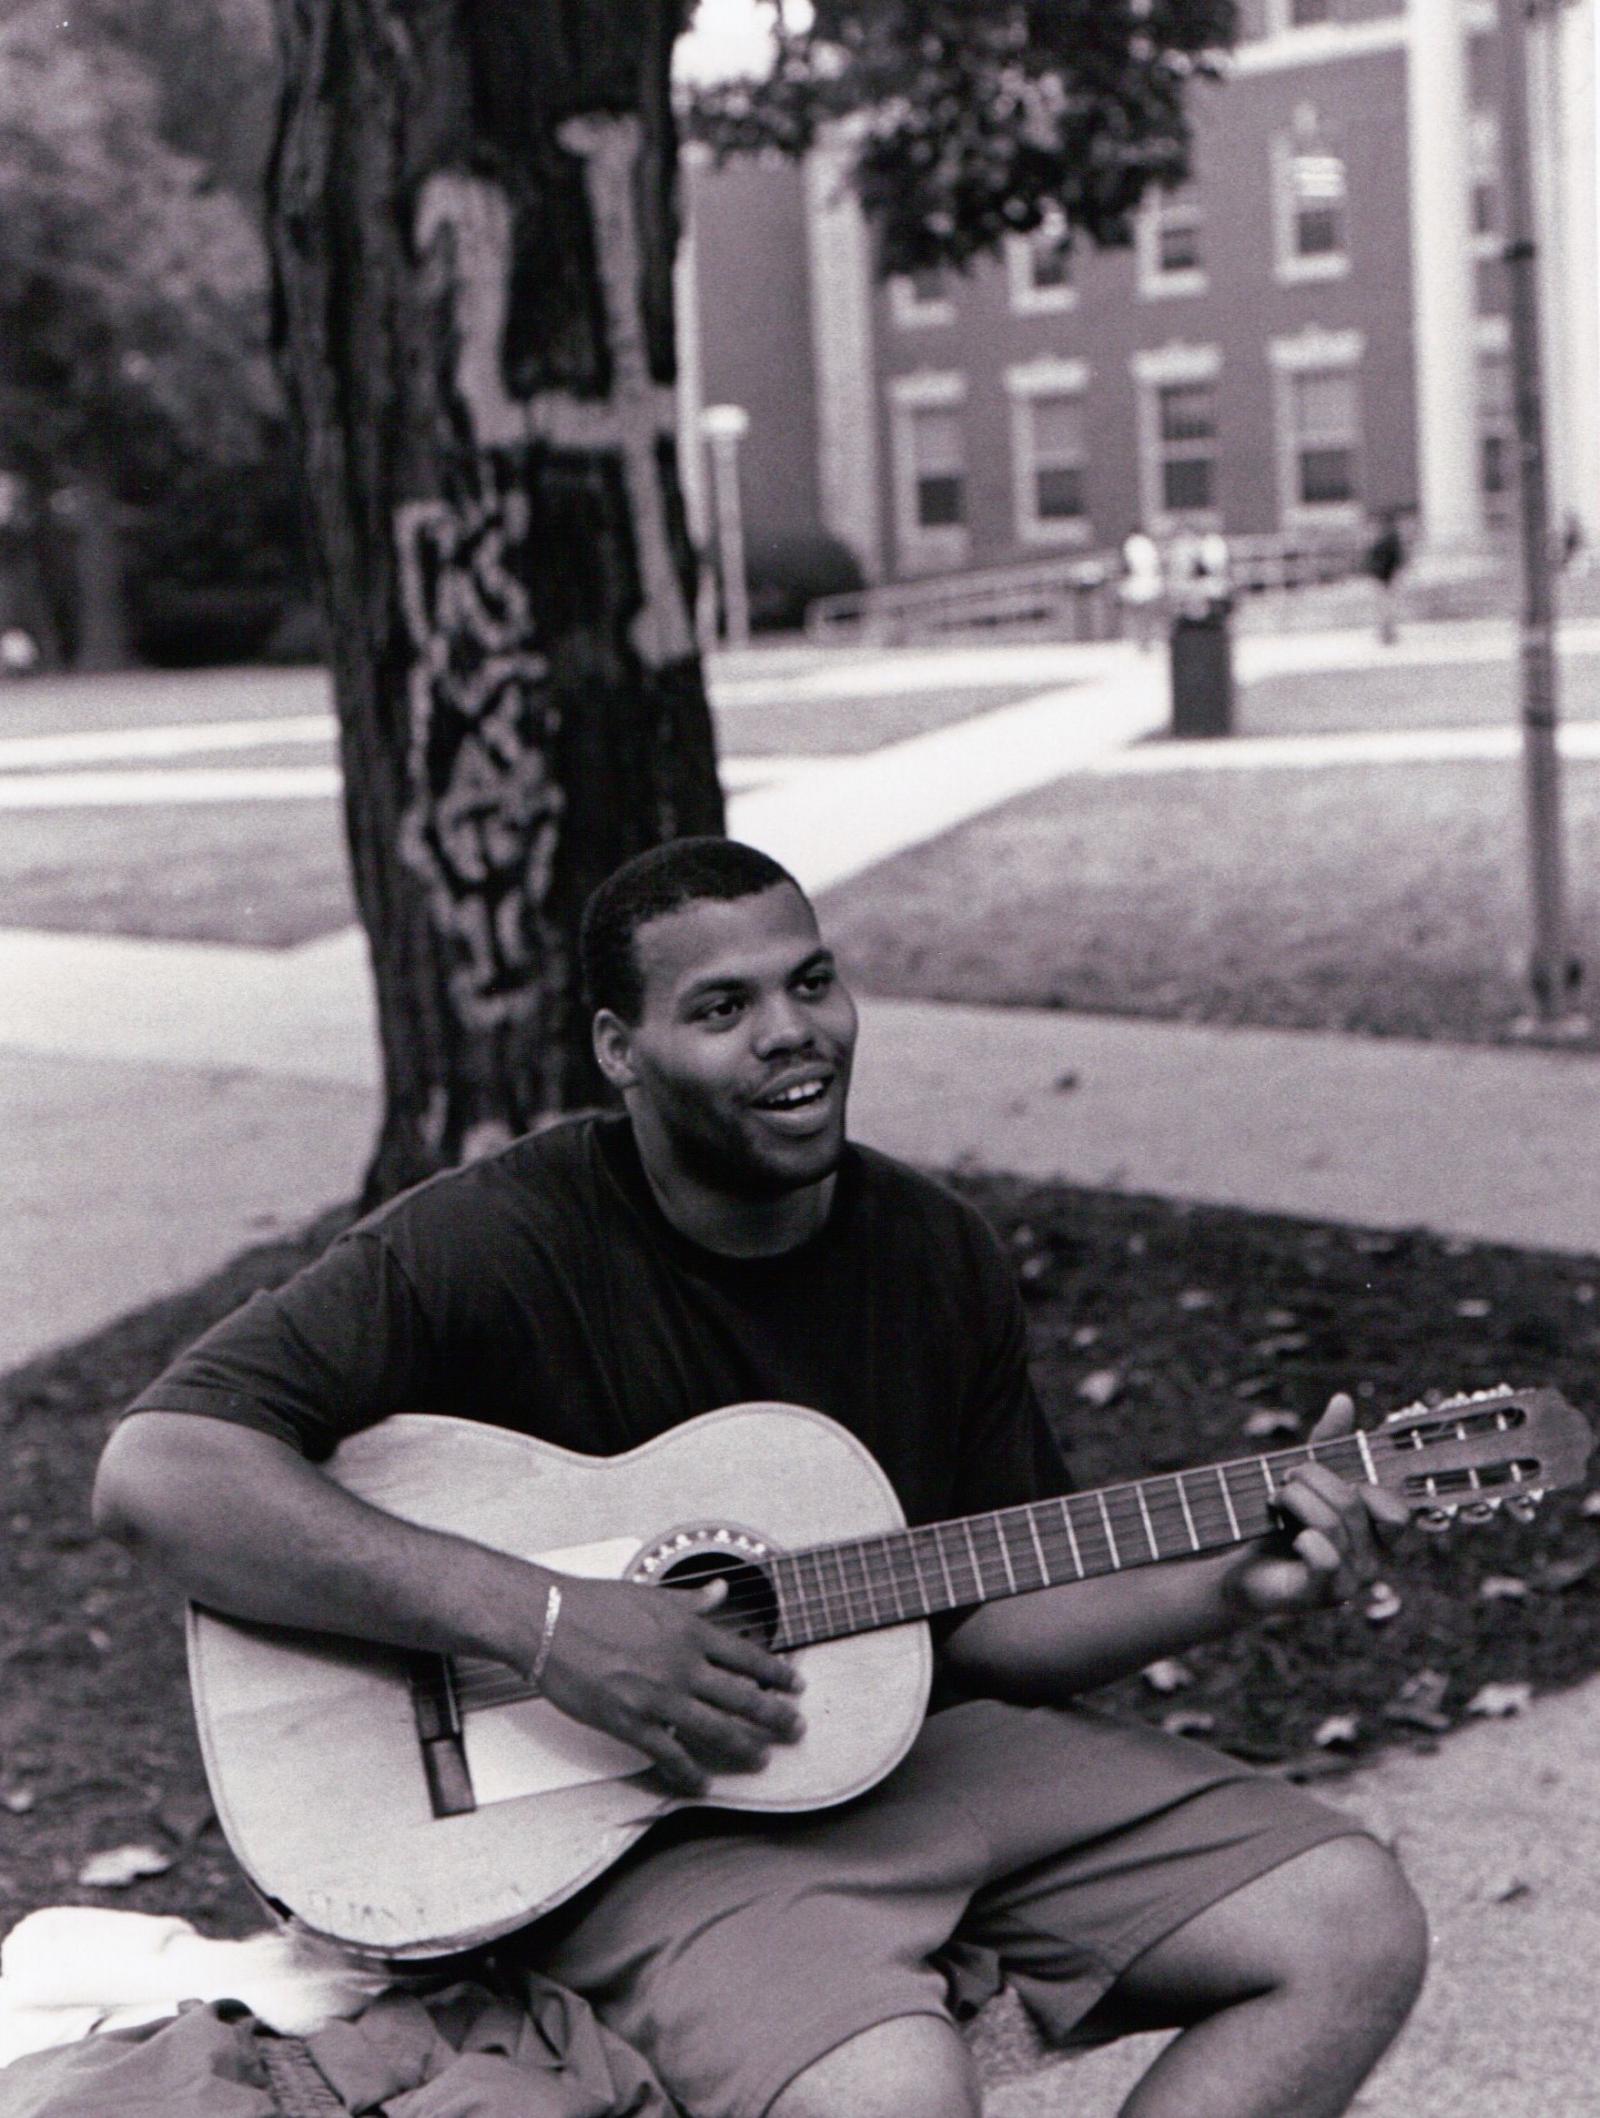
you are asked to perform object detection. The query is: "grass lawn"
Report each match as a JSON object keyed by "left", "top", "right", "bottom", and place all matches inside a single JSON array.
[
  {"left": 821, "top": 756, "right": 1600, "bottom": 1048},
  {"left": 1239, "top": 653, "right": 1600, "bottom": 739},
  {"left": 0, "top": 799, "right": 356, "bottom": 948},
  {"left": 3, "top": 1182, "right": 1597, "bottom": 1940}
]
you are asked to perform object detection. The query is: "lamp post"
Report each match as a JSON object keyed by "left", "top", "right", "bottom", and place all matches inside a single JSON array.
[
  {"left": 1498, "top": 0, "right": 1584, "bottom": 1034},
  {"left": 700, "top": 402, "right": 751, "bottom": 651}
]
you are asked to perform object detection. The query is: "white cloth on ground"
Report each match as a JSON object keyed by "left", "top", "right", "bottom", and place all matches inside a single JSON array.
[{"left": 0, "top": 1907, "right": 392, "bottom": 2068}]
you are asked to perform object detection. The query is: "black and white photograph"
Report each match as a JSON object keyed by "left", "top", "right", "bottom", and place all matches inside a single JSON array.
[{"left": 3, "top": 1, "right": 1600, "bottom": 2111}]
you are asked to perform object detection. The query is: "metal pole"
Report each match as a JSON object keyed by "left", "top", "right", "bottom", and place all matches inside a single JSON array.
[
  {"left": 701, "top": 404, "right": 751, "bottom": 650},
  {"left": 1497, "top": 0, "right": 1582, "bottom": 1030}
]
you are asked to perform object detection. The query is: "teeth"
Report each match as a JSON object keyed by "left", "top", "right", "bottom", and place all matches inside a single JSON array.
[{"left": 765, "top": 1081, "right": 825, "bottom": 1108}]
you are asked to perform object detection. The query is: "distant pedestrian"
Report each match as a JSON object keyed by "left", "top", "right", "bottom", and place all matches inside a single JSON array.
[
  {"left": 1364, "top": 511, "right": 1406, "bottom": 646},
  {"left": 0, "top": 626, "right": 38, "bottom": 678},
  {"left": 1196, "top": 530, "right": 1232, "bottom": 617},
  {"left": 1118, "top": 529, "right": 1163, "bottom": 649}
]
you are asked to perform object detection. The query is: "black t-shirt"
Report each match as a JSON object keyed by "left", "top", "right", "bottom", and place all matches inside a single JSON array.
[{"left": 129, "top": 1116, "right": 1070, "bottom": 1529}]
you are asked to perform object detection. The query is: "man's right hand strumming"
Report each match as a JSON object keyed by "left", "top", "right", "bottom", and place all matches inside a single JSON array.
[{"left": 531, "top": 1574, "right": 805, "bottom": 1795}]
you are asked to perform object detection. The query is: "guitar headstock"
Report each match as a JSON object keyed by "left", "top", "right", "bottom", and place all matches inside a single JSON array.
[{"left": 1375, "top": 1386, "right": 1593, "bottom": 1531}]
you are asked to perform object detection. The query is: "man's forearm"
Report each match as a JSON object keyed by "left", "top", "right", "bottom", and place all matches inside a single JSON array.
[
  {"left": 94, "top": 1410, "right": 554, "bottom": 1673},
  {"left": 939, "top": 1547, "right": 1252, "bottom": 1702}
]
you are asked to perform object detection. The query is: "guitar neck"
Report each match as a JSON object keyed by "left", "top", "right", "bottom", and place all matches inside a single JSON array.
[{"left": 770, "top": 1433, "right": 1376, "bottom": 1650}]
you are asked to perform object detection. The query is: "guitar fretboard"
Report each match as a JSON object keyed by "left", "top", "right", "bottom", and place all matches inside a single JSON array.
[{"left": 768, "top": 1435, "right": 1373, "bottom": 1650}]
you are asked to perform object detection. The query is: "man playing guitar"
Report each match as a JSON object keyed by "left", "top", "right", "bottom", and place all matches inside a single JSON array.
[{"left": 96, "top": 837, "right": 1427, "bottom": 2118}]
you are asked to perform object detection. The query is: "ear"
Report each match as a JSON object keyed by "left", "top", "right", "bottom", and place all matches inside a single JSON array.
[{"left": 592, "top": 1008, "right": 639, "bottom": 1091}]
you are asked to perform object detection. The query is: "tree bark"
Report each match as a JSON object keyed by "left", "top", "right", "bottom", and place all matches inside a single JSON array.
[
  {"left": 267, "top": 0, "right": 721, "bottom": 1204},
  {"left": 72, "top": 468, "right": 128, "bottom": 672}
]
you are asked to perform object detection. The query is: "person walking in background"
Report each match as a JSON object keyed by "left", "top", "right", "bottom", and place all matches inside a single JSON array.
[
  {"left": 1119, "top": 528, "right": 1163, "bottom": 650},
  {"left": 1364, "top": 510, "right": 1406, "bottom": 646}
]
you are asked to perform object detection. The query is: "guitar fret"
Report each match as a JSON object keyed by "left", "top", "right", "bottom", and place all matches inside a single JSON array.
[
  {"left": 1057, "top": 1497, "right": 1085, "bottom": 1578},
  {"left": 904, "top": 1529, "right": 934, "bottom": 1617},
  {"left": 875, "top": 1541, "right": 903, "bottom": 1623},
  {"left": 1025, "top": 1507, "right": 1051, "bottom": 1586},
  {"left": 1175, "top": 1473, "right": 1200, "bottom": 1552},
  {"left": 797, "top": 1549, "right": 827, "bottom": 1634},
  {"left": 1215, "top": 1466, "right": 1241, "bottom": 1541},
  {"left": 850, "top": 1543, "right": 885, "bottom": 1627},
  {"left": 1355, "top": 1429, "right": 1378, "bottom": 1484},
  {"left": 867, "top": 1540, "right": 904, "bottom": 1623},
  {"left": 1096, "top": 1489, "right": 1122, "bottom": 1569},
  {"left": 961, "top": 1518, "right": 987, "bottom": 1597},
  {"left": 827, "top": 1543, "right": 858, "bottom": 1632},
  {"left": 933, "top": 1523, "right": 960, "bottom": 1607},
  {"left": 1134, "top": 1482, "right": 1159, "bottom": 1560},
  {"left": 993, "top": 1516, "right": 1019, "bottom": 1594}
]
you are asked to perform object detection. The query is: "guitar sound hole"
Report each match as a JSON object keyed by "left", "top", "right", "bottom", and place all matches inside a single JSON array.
[{"left": 658, "top": 1553, "right": 780, "bottom": 1648}]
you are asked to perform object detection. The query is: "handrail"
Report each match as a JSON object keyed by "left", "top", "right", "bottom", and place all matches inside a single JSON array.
[{"left": 804, "top": 530, "right": 1369, "bottom": 644}]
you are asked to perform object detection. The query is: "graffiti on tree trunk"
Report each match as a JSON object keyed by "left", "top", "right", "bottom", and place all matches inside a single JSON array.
[{"left": 395, "top": 114, "right": 692, "bottom": 1028}]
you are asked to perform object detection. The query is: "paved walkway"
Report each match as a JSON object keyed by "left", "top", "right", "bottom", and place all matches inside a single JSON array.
[{"left": 5, "top": 624, "right": 1600, "bottom": 2113}]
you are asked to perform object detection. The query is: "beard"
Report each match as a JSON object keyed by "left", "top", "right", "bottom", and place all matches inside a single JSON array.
[{"left": 637, "top": 1070, "right": 851, "bottom": 1203}]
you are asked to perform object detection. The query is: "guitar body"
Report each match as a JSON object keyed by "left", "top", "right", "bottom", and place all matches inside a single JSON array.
[{"left": 187, "top": 1404, "right": 932, "bottom": 1959}]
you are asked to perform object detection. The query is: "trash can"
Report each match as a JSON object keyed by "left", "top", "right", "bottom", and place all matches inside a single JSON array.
[{"left": 1168, "top": 607, "right": 1234, "bottom": 738}]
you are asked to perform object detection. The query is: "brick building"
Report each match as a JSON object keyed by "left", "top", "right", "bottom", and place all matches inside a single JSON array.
[{"left": 675, "top": 0, "right": 1599, "bottom": 597}]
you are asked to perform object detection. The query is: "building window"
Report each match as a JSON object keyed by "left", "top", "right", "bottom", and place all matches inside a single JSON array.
[
  {"left": 1469, "top": 113, "right": 1501, "bottom": 258},
  {"left": 1007, "top": 359, "right": 1092, "bottom": 544},
  {"left": 1134, "top": 345, "right": 1221, "bottom": 531},
  {"left": 1269, "top": 328, "right": 1364, "bottom": 526},
  {"left": 1274, "top": 111, "right": 1349, "bottom": 282},
  {"left": 1157, "top": 383, "right": 1219, "bottom": 514},
  {"left": 1005, "top": 212, "right": 1075, "bottom": 314},
  {"left": 889, "top": 373, "right": 969, "bottom": 570},
  {"left": 1477, "top": 325, "right": 1514, "bottom": 522},
  {"left": 889, "top": 268, "right": 955, "bottom": 327},
  {"left": 1137, "top": 188, "right": 1206, "bottom": 298},
  {"left": 910, "top": 406, "right": 964, "bottom": 526},
  {"left": 1288, "top": 371, "right": 1359, "bottom": 504}
]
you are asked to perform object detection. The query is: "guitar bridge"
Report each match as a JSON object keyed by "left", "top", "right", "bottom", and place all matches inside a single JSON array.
[{"left": 407, "top": 1654, "right": 477, "bottom": 1817}]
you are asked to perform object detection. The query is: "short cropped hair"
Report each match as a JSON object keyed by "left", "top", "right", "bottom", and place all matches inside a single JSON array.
[{"left": 580, "top": 836, "right": 802, "bottom": 1022}]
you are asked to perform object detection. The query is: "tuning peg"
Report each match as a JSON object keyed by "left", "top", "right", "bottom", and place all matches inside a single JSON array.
[
  {"left": 1457, "top": 1501, "right": 1497, "bottom": 1525},
  {"left": 1503, "top": 1493, "right": 1541, "bottom": 1524},
  {"left": 1414, "top": 1506, "right": 1456, "bottom": 1534}
]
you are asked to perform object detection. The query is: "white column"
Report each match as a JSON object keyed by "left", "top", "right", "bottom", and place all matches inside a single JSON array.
[
  {"left": 1528, "top": 0, "right": 1600, "bottom": 549},
  {"left": 1406, "top": 0, "right": 1486, "bottom": 556},
  {"left": 673, "top": 146, "right": 717, "bottom": 650},
  {"left": 803, "top": 134, "right": 884, "bottom": 581}
]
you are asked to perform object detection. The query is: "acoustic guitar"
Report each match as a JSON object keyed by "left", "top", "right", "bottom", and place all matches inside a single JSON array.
[{"left": 187, "top": 1386, "right": 1590, "bottom": 1959}]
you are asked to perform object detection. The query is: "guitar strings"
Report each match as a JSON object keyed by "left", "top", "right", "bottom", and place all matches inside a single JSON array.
[{"left": 436, "top": 1422, "right": 1528, "bottom": 1713}]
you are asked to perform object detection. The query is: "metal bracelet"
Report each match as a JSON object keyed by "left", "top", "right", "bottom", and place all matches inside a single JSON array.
[{"left": 528, "top": 1580, "right": 562, "bottom": 1694}]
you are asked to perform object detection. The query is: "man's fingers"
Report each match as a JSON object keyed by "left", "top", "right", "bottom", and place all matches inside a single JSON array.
[
  {"left": 700, "top": 1614, "right": 803, "bottom": 1693},
  {"left": 658, "top": 1696, "right": 775, "bottom": 1776},
  {"left": 635, "top": 1718, "right": 710, "bottom": 1796},
  {"left": 1366, "top": 1485, "right": 1413, "bottom": 1538},
  {"left": 1307, "top": 1390, "right": 1356, "bottom": 1443},
  {"left": 694, "top": 1664, "right": 805, "bottom": 1740},
  {"left": 1291, "top": 1524, "right": 1352, "bottom": 1599}
]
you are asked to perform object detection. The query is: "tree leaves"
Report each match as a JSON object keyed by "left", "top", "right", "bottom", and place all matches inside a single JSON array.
[
  {"left": 0, "top": 5, "right": 270, "bottom": 491},
  {"left": 686, "top": 0, "right": 1239, "bottom": 274}
]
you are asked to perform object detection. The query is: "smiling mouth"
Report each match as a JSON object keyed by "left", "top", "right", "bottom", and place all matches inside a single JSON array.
[{"left": 752, "top": 1076, "right": 833, "bottom": 1115}]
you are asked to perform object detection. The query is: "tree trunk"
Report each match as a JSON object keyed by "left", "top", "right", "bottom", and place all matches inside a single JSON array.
[
  {"left": 267, "top": 0, "right": 721, "bottom": 1204},
  {"left": 72, "top": 469, "right": 128, "bottom": 672}
]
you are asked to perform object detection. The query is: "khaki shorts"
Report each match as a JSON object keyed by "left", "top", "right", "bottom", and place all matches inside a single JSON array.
[{"left": 530, "top": 1698, "right": 1366, "bottom": 2118}]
